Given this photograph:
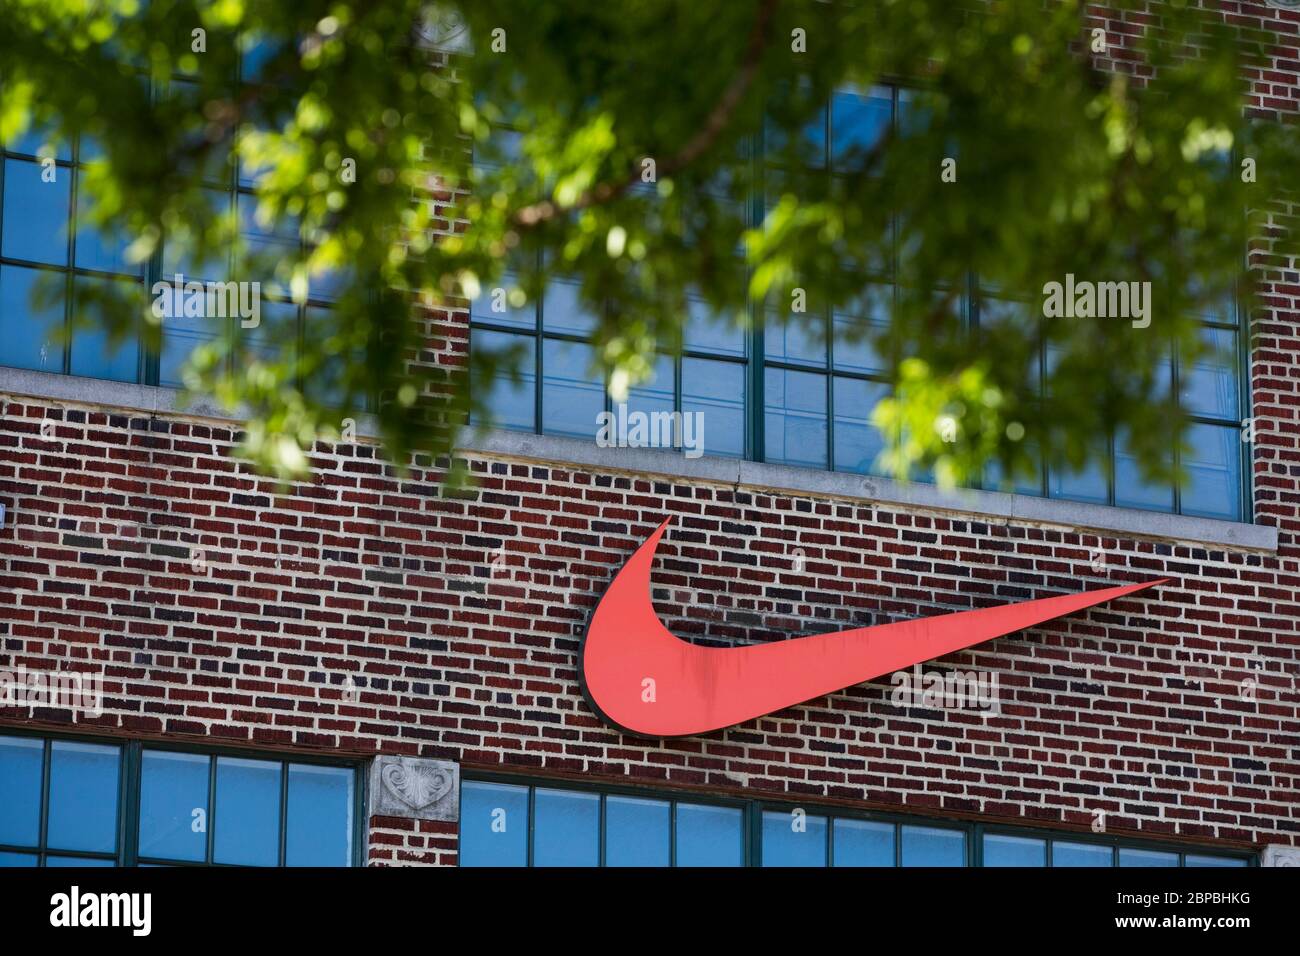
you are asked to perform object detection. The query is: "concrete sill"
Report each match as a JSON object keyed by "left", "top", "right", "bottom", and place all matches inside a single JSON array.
[{"left": 1, "top": 366, "right": 1277, "bottom": 552}]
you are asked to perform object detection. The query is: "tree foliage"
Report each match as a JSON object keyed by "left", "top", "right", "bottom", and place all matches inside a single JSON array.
[{"left": 0, "top": 0, "right": 1295, "bottom": 488}]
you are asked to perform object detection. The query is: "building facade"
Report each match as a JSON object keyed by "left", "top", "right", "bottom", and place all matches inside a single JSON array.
[{"left": 1, "top": 1, "right": 1299, "bottom": 868}]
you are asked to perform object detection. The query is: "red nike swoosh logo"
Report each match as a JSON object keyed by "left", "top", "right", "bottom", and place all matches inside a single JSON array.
[{"left": 579, "top": 517, "right": 1168, "bottom": 738}]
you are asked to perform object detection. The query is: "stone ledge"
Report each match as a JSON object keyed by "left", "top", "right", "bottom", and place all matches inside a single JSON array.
[
  {"left": 1, "top": 366, "right": 1277, "bottom": 552},
  {"left": 460, "top": 429, "right": 1279, "bottom": 553}
]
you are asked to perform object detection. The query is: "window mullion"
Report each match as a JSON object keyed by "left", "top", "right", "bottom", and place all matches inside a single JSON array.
[
  {"left": 205, "top": 754, "right": 217, "bottom": 864},
  {"left": 122, "top": 741, "right": 141, "bottom": 867},
  {"left": 38, "top": 738, "right": 51, "bottom": 863},
  {"left": 278, "top": 761, "right": 289, "bottom": 867},
  {"left": 62, "top": 154, "right": 75, "bottom": 375}
]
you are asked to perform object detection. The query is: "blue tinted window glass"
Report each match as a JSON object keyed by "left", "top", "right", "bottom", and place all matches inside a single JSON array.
[
  {"left": 470, "top": 270, "right": 534, "bottom": 329},
  {"left": 472, "top": 328, "right": 535, "bottom": 431},
  {"left": 1048, "top": 453, "right": 1108, "bottom": 506},
  {"left": 625, "top": 354, "right": 675, "bottom": 422},
  {"left": 459, "top": 781, "right": 529, "bottom": 867},
  {"left": 533, "top": 788, "right": 599, "bottom": 867},
  {"left": 302, "top": 306, "right": 363, "bottom": 410},
  {"left": 308, "top": 261, "right": 351, "bottom": 302},
  {"left": 683, "top": 295, "right": 745, "bottom": 356},
  {"left": 1052, "top": 842, "right": 1113, "bottom": 867},
  {"left": 213, "top": 756, "right": 281, "bottom": 866},
  {"left": 900, "top": 825, "right": 965, "bottom": 867},
  {"left": 983, "top": 444, "right": 1044, "bottom": 497},
  {"left": 286, "top": 764, "right": 353, "bottom": 867},
  {"left": 1181, "top": 423, "right": 1239, "bottom": 520},
  {"left": 171, "top": 81, "right": 233, "bottom": 184},
  {"left": 237, "top": 192, "right": 297, "bottom": 298},
  {"left": 897, "top": 88, "right": 937, "bottom": 136},
  {"left": 138, "top": 750, "right": 209, "bottom": 863},
  {"left": 46, "top": 741, "right": 120, "bottom": 854},
  {"left": 46, "top": 855, "right": 114, "bottom": 867},
  {"left": 241, "top": 298, "right": 298, "bottom": 368},
  {"left": 240, "top": 33, "right": 287, "bottom": 82},
  {"left": 766, "top": 105, "right": 826, "bottom": 168},
  {"left": 984, "top": 834, "right": 1046, "bottom": 867},
  {"left": 833, "top": 376, "right": 889, "bottom": 475},
  {"left": 161, "top": 188, "right": 231, "bottom": 282},
  {"left": 0, "top": 264, "right": 66, "bottom": 372},
  {"left": 7, "top": 122, "right": 71, "bottom": 160},
  {"left": 762, "top": 810, "right": 828, "bottom": 867},
  {"left": 541, "top": 338, "right": 603, "bottom": 438},
  {"left": 981, "top": 297, "right": 1040, "bottom": 392},
  {"left": 542, "top": 276, "right": 599, "bottom": 336},
  {"left": 1181, "top": 327, "right": 1238, "bottom": 419},
  {"left": 79, "top": 133, "right": 107, "bottom": 163},
  {"left": 1185, "top": 854, "right": 1247, "bottom": 867},
  {"left": 69, "top": 276, "right": 139, "bottom": 381},
  {"left": 765, "top": 310, "right": 825, "bottom": 365},
  {"left": 158, "top": 297, "right": 221, "bottom": 388},
  {"left": 1189, "top": 287, "right": 1235, "bottom": 324},
  {"left": 1119, "top": 848, "right": 1178, "bottom": 867},
  {"left": 474, "top": 126, "right": 524, "bottom": 173},
  {"left": 0, "top": 736, "right": 44, "bottom": 847},
  {"left": 1045, "top": 351, "right": 1109, "bottom": 502},
  {"left": 605, "top": 796, "right": 670, "bottom": 867},
  {"left": 833, "top": 285, "right": 890, "bottom": 373},
  {"left": 831, "top": 86, "right": 892, "bottom": 171},
  {"left": 0, "top": 851, "right": 38, "bottom": 867},
  {"left": 237, "top": 123, "right": 275, "bottom": 188},
  {"left": 832, "top": 819, "right": 894, "bottom": 866},
  {"left": 682, "top": 358, "right": 744, "bottom": 458},
  {"left": 674, "top": 803, "right": 743, "bottom": 867},
  {"left": 1114, "top": 428, "right": 1174, "bottom": 513},
  {"left": 765, "top": 368, "right": 827, "bottom": 468},
  {"left": 74, "top": 183, "right": 138, "bottom": 275},
  {"left": 3, "top": 157, "right": 71, "bottom": 265}
]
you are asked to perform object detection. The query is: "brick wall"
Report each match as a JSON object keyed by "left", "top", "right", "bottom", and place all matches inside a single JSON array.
[
  {"left": 3, "top": 0, "right": 1300, "bottom": 864},
  {"left": 0, "top": 394, "right": 1296, "bottom": 861}
]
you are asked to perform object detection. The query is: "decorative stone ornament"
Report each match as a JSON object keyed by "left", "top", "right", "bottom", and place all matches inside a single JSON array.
[
  {"left": 1261, "top": 844, "right": 1300, "bottom": 867},
  {"left": 414, "top": 5, "right": 470, "bottom": 52},
  {"left": 368, "top": 756, "right": 459, "bottom": 822},
  {"left": 1265, "top": 0, "right": 1300, "bottom": 9}
]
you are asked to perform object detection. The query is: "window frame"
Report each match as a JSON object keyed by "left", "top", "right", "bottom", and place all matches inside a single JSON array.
[
  {"left": 469, "top": 86, "right": 1253, "bottom": 523},
  {"left": 0, "top": 728, "right": 367, "bottom": 868},
  {"left": 460, "top": 770, "right": 752, "bottom": 867},
  {"left": 0, "top": 40, "right": 361, "bottom": 405},
  {"left": 0, "top": 127, "right": 149, "bottom": 383},
  {"left": 459, "top": 771, "right": 1257, "bottom": 868}
]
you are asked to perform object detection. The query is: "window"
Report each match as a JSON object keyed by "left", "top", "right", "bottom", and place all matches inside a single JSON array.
[
  {"left": 459, "top": 778, "right": 747, "bottom": 867},
  {"left": 0, "top": 35, "right": 352, "bottom": 404},
  {"left": 471, "top": 84, "right": 1249, "bottom": 522},
  {"left": 0, "top": 733, "right": 361, "bottom": 867},
  {"left": 470, "top": 125, "right": 749, "bottom": 455},
  {"left": 982, "top": 290, "right": 1244, "bottom": 519},
  {"left": 1, "top": 125, "right": 144, "bottom": 382},
  {"left": 457, "top": 775, "right": 1254, "bottom": 868}
]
